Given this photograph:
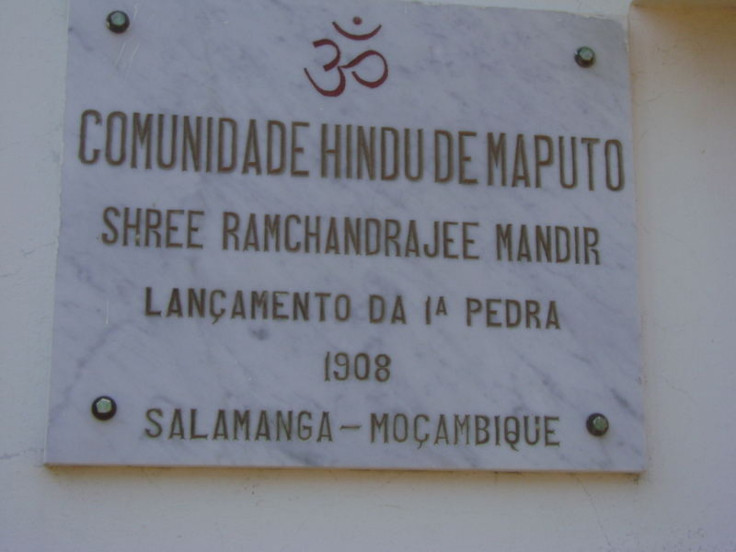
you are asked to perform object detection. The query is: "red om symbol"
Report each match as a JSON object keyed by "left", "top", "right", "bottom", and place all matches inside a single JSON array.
[{"left": 304, "top": 17, "right": 389, "bottom": 97}]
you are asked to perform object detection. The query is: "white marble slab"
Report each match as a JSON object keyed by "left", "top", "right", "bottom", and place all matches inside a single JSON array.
[{"left": 46, "top": 0, "right": 644, "bottom": 471}]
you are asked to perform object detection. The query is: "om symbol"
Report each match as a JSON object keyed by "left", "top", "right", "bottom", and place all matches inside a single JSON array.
[{"left": 304, "top": 17, "right": 389, "bottom": 97}]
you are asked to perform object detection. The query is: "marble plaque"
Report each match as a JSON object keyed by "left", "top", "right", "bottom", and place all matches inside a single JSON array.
[{"left": 46, "top": 0, "right": 644, "bottom": 471}]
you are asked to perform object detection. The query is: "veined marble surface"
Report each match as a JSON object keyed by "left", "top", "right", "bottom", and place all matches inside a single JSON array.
[{"left": 46, "top": 0, "right": 643, "bottom": 470}]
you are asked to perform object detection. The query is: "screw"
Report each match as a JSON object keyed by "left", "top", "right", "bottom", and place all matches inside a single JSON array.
[
  {"left": 586, "top": 413, "right": 609, "bottom": 436},
  {"left": 106, "top": 11, "right": 130, "bottom": 34},
  {"left": 575, "top": 46, "right": 596, "bottom": 68},
  {"left": 91, "top": 396, "right": 117, "bottom": 421}
]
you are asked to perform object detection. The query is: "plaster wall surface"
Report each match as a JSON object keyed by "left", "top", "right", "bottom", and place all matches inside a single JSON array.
[{"left": 1, "top": 1, "right": 735, "bottom": 551}]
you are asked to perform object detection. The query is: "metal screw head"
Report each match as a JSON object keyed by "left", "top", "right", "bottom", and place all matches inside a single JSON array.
[
  {"left": 91, "top": 396, "right": 117, "bottom": 421},
  {"left": 575, "top": 46, "right": 596, "bottom": 68},
  {"left": 106, "top": 11, "right": 130, "bottom": 34},
  {"left": 586, "top": 413, "right": 609, "bottom": 436}
]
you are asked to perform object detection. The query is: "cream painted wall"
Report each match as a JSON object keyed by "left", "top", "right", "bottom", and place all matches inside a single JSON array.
[{"left": 1, "top": 1, "right": 735, "bottom": 550}]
